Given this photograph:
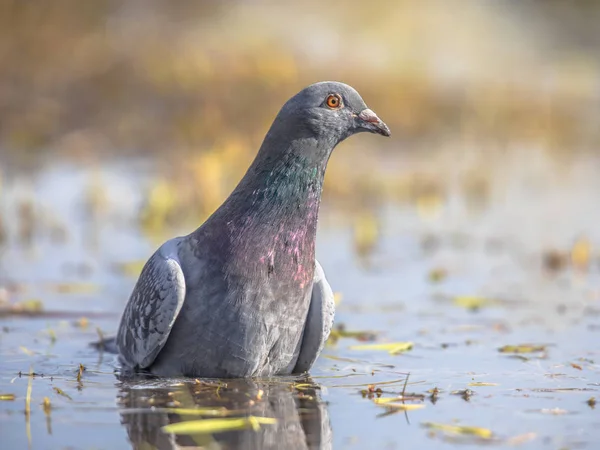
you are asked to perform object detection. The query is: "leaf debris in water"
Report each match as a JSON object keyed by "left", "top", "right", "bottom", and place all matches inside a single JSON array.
[
  {"left": 161, "top": 407, "right": 234, "bottom": 417},
  {"left": 422, "top": 422, "right": 493, "bottom": 439},
  {"left": 162, "top": 416, "right": 277, "bottom": 435},
  {"left": 42, "top": 397, "right": 51, "bottom": 414},
  {"left": 0, "top": 393, "right": 15, "bottom": 401},
  {"left": 428, "top": 268, "right": 447, "bottom": 283},
  {"left": 350, "top": 342, "right": 413, "bottom": 355},
  {"left": 571, "top": 237, "right": 591, "bottom": 270},
  {"left": 327, "top": 324, "right": 377, "bottom": 344},
  {"left": 76, "top": 363, "right": 85, "bottom": 383},
  {"left": 25, "top": 367, "right": 33, "bottom": 416},
  {"left": 468, "top": 382, "right": 499, "bottom": 387},
  {"left": 53, "top": 387, "right": 72, "bottom": 400},
  {"left": 453, "top": 296, "right": 496, "bottom": 310},
  {"left": 373, "top": 398, "right": 425, "bottom": 410},
  {"left": 498, "top": 344, "right": 546, "bottom": 354},
  {"left": 19, "top": 346, "right": 36, "bottom": 356},
  {"left": 0, "top": 299, "right": 44, "bottom": 317}
]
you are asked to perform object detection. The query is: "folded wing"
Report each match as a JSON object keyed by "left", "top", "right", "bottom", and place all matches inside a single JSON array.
[
  {"left": 293, "top": 260, "right": 335, "bottom": 373},
  {"left": 117, "top": 240, "right": 187, "bottom": 369}
]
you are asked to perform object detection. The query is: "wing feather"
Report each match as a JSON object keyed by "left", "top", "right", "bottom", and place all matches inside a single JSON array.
[
  {"left": 117, "top": 241, "right": 186, "bottom": 369},
  {"left": 293, "top": 260, "right": 335, "bottom": 373}
]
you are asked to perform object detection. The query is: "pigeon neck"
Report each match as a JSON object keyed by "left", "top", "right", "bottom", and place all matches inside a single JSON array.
[
  {"left": 227, "top": 137, "right": 330, "bottom": 225},
  {"left": 209, "top": 137, "right": 332, "bottom": 287}
]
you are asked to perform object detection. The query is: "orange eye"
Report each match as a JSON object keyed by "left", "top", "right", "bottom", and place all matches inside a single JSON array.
[{"left": 326, "top": 94, "right": 342, "bottom": 109}]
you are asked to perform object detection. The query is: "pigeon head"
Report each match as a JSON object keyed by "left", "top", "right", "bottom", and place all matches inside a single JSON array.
[{"left": 269, "top": 81, "right": 390, "bottom": 149}]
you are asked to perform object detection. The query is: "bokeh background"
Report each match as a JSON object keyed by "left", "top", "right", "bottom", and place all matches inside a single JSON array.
[
  {"left": 1, "top": 1, "right": 599, "bottom": 449},
  {"left": 1, "top": 0, "right": 600, "bottom": 242}
]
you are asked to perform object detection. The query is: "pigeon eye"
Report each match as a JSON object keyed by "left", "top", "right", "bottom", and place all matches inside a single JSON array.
[{"left": 325, "top": 94, "right": 342, "bottom": 109}]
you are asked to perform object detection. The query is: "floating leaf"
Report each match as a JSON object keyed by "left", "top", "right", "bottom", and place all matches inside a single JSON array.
[
  {"left": 374, "top": 398, "right": 425, "bottom": 409},
  {"left": 0, "top": 299, "right": 44, "bottom": 317},
  {"left": 571, "top": 363, "right": 583, "bottom": 370},
  {"left": 428, "top": 268, "right": 447, "bottom": 283},
  {"left": 453, "top": 296, "right": 496, "bottom": 310},
  {"left": 498, "top": 344, "right": 546, "bottom": 354},
  {"left": 25, "top": 367, "right": 33, "bottom": 416},
  {"left": 52, "top": 387, "right": 72, "bottom": 400},
  {"left": 376, "top": 402, "right": 425, "bottom": 410},
  {"left": 42, "top": 397, "right": 51, "bottom": 414},
  {"left": 0, "top": 393, "right": 15, "bottom": 401},
  {"left": 20, "top": 346, "right": 35, "bottom": 356},
  {"left": 163, "top": 407, "right": 231, "bottom": 417},
  {"left": 571, "top": 237, "right": 591, "bottom": 270},
  {"left": 372, "top": 397, "right": 398, "bottom": 404},
  {"left": 328, "top": 327, "right": 378, "bottom": 343},
  {"left": 162, "top": 416, "right": 277, "bottom": 435},
  {"left": 350, "top": 342, "right": 413, "bottom": 355},
  {"left": 468, "top": 382, "right": 499, "bottom": 387},
  {"left": 422, "top": 422, "right": 493, "bottom": 439},
  {"left": 76, "top": 363, "right": 85, "bottom": 382}
]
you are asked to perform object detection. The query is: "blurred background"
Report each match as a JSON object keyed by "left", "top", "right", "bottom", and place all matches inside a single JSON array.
[
  {"left": 0, "top": 0, "right": 599, "bottom": 246},
  {"left": 1, "top": 1, "right": 599, "bottom": 449}
]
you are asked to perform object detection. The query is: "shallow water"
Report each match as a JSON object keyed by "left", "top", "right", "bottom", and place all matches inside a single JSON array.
[{"left": 1, "top": 154, "right": 599, "bottom": 449}]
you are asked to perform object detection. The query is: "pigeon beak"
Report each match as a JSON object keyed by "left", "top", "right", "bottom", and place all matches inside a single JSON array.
[{"left": 357, "top": 109, "right": 391, "bottom": 137}]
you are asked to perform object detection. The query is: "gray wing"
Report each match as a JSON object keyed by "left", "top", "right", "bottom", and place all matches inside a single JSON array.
[
  {"left": 116, "top": 239, "right": 186, "bottom": 369},
  {"left": 293, "top": 260, "right": 335, "bottom": 373}
]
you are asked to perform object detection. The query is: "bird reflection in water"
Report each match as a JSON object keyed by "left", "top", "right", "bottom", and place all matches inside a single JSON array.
[{"left": 116, "top": 374, "right": 332, "bottom": 450}]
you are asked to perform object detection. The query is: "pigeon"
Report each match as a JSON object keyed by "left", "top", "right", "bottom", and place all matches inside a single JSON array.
[{"left": 116, "top": 81, "right": 390, "bottom": 377}]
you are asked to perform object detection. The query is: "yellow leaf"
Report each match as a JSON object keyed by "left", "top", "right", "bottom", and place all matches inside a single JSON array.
[
  {"left": 422, "top": 422, "right": 493, "bottom": 439},
  {"left": 162, "top": 416, "right": 277, "bottom": 435},
  {"left": 12, "top": 299, "right": 44, "bottom": 314},
  {"left": 571, "top": 237, "right": 591, "bottom": 269},
  {"left": 0, "top": 393, "right": 15, "bottom": 401},
  {"left": 52, "top": 387, "right": 72, "bottom": 400},
  {"left": 498, "top": 344, "right": 546, "bottom": 354},
  {"left": 374, "top": 398, "right": 425, "bottom": 410},
  {"left": 163, "top": 407, "right": 230, "bottom": 416},
  {"left": 467, "top": 382, "right": 499, "bottom": 387},
  {"left": 453, "top": 296, "right": 495, "bottom": 310},
  {"left": 350, "top": 342, "right": 413, "bottom": 355},
  {"left": 379, "top": 403, "right": 425, "bottom": 410},
  {"left": 42, "top": 397, "right": 51, "bottom": 414}
]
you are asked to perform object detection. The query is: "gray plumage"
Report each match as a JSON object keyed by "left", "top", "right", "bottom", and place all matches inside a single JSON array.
[{"left": 116, "top": 81, "right": 390, "bottom": 377}]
